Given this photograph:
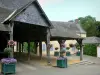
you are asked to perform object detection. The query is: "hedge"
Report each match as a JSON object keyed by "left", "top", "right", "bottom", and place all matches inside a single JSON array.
[{"left": 83, "top": 44, "right": 97, "bottom": 57}]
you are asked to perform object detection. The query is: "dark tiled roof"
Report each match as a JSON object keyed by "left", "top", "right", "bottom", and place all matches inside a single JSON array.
[
  {"left": 50, "top": 21, "right": 84, "bottom": 39},
  {"left": 0, "top": 0, "right": 34, "bottom": 10},
  {"left": 0, "top": 0, "right": 53, "bottom": 28},
  {"left": 0, "top": 7, "right": 11, "bottom": 31},
  {"left": 83, "top": 36, "right": 100, "bottom": 44},
  {"left": 51, "top": 21, "right": 86, "bottom": 34},
  {"left": 0, "top": 24, "right": 10, "bottom": 31}
]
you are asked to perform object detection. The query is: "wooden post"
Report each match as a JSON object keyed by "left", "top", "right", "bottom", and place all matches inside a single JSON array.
[
  {"left": 16, "top": 42, "right": 18, "bottom": 57},
  {"left": 77, "top": 39, "right": 83, "bottom": 60},
  {"left": 34, "top": 41, "right": 38, "bottom": 54},
  {"left": 46, "top": 29, "right": 51, "bottom": 64},
  {"left": 22, "top": 43, "right": 23, "bottom": 52},
  {"left": 9, "top": 22, "right": 14, "bottom": 58},
  {"left": 20, "top": 43, "right": 22, "bottom": 52},
  {"left": 16, "top": 42, "right": 18, "bottom": 52},
  {"left": 39, "top": 41, "right": 42, "bottom": 59},
  {"left": 19, "top": 42, "right": 21, "bottom": 57},
  {"left": 80, "top": 41, "right": 83, "bottom": 61},
  {"left": 28, "top": 41, "right": 30, "bottom": 61}
]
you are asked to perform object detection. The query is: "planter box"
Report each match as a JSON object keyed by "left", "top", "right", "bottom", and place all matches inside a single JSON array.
[
  {"left": 66, "top": 52, "right": 71, "bottom": 56},
  {"left": 76, "top": 52, "right": 80, "bottom": 56},
  {"left": 57, "top": 58, "right": 67, "bottom": 68},
  {"left": 54, "top": 52, "right": 60, "bottom": 56},
  {"left": 1, "top": 63, "right": 16, "bottom": 75}
]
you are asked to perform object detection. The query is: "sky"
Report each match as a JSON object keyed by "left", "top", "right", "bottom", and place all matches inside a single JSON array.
[{"left": 38, "top": 0, "right": 100, "bottom": 21}]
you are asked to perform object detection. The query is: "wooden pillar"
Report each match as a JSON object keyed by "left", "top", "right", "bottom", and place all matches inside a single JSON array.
[
  {"left": 19, "top": 42, "right": 21, "bottom": 57},
  {"left": 22, "top": 43, "right": 24, "bottom": 52},
  {"left": 9, "top": 22, "right": 14, "bottom": 58},
  {"left": 77, "top": 39, "right": 83, "bottom": 60},
  {"left": 39, "top": 41, "right": 42, "bottom": 59},
  {"left": 46, "top": 29, "right": 51, "bottom": 64},
  {"left": 20, "top": 43, "right": 22, "bottom": 52},
  {"left": 34, "top": 41, "right": 38, "bottom": 54},
  {"left": 28, "top": 41, "right": 30, "bottom": 61},
  {"left": 80, "top": 45, "right": 83, "bottom": 60},
  {"left": 16, "top": 42, "right": 19, "bottom": 52}
]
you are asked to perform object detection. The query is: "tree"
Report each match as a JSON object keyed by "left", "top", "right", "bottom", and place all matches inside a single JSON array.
[
  {"left": 95, "top": 21, "right": 100, "bottom": 37},
  {"left": 78, "top": 15, "right": 96, "bottom": 36}
]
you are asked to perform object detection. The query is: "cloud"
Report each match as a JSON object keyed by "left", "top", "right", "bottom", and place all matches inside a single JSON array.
[{"left": 38, "top": 0, "right": 64, "bottom": 5}]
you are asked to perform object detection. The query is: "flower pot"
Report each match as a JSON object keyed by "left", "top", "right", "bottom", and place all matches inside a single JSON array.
[
  {"left": 1, "top": 63, "right": 16, "bottom": 75},
  {"left": 1, "top": 58, "right": 17, "bottom": 75},
  {"left": 66, "top": 52, "right": 71, "bottom": 56},
  {"left": 54, "top": 51, "right": 60, "bottom": 56},
  {"left": 76, "top": 51, "right": 80, "bottom": 56},
  {"left": 57, "top": 57, "right": 67, "bottom": 68}
]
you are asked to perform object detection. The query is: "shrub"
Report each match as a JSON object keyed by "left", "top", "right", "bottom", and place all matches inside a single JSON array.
[{"left": 83, "top": 44, "right": 97, "bottom": 57}]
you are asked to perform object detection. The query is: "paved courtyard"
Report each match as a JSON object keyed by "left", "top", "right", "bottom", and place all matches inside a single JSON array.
[{"left": 1, "top": 55, "right": 100, "bottom": 75}]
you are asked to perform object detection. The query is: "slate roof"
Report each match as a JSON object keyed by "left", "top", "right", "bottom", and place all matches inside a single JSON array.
[
  {"left": 51, "top": 21, "right": 86, "bottom": 34},
  {"left": 0, "top": 7, "right": 11, "bottom": 31},
  {"left": 50, "top": 21, "right": 84, "bottom": 39},
  {"left": 0, "top": 0, "right": 53, "bottom": 28},
  {"left": 82, "top": 36, "right": 100, "bottom": 44}
]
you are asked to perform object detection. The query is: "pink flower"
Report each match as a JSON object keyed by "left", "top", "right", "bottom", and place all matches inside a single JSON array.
[{"left": 8, "top": 40, "right": 15, "bottom": 46}]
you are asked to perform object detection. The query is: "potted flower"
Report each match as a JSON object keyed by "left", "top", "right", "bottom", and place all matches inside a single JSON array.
[
  {"left": 66, "top": 51, "right": 71, "bottom": 56},
  {"left": 1, "top": 40, "right": 17, "bottom": 75},
  {"left": 54, "top": 47, "right": 60, "bottom": 56},
  {"left": 57, "top": 50, "right": 67, "bottom": 68}
]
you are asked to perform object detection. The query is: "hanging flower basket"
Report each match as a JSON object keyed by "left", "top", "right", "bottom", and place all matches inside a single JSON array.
[
  {"left": 8, "top": 40, "right": 15, "bottom": 46},
  {"left": 55, "top": 47, "right": 59, "bottom": 50}
]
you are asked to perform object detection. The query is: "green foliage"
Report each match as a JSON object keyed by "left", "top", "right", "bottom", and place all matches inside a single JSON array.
[
  {"left": 94, "top": 21, "right": 100, "bottom": 37},
  {"left": 23, "top": 42, "right": 35, "bottom": 53},
  {"left": 66, "top": 47, "right": 70, "bottom": 50},
  {"left": 4, "top": 47, "right": 12, "bottom": 53},
  {"left": 78, "top": 15, "right": 96, "bottom": 36},
  {"left": 83, "top": 44, "right": 97, "bottom": 57},
  {"left": 30, "top": 42, "right": 34, "bottom": 52},
  {"left": 4, "top": 47, "right": 13, "bottom": 57}
]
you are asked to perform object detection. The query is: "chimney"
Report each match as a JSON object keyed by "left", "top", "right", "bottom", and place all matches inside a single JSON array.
[{"left": 75, "top": 19, "right": 79, "bottom": 24}]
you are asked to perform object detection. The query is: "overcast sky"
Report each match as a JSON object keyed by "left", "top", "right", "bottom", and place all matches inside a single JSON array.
[{"left": 38, "top": 0, "right": 100, "bottom": 21}]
